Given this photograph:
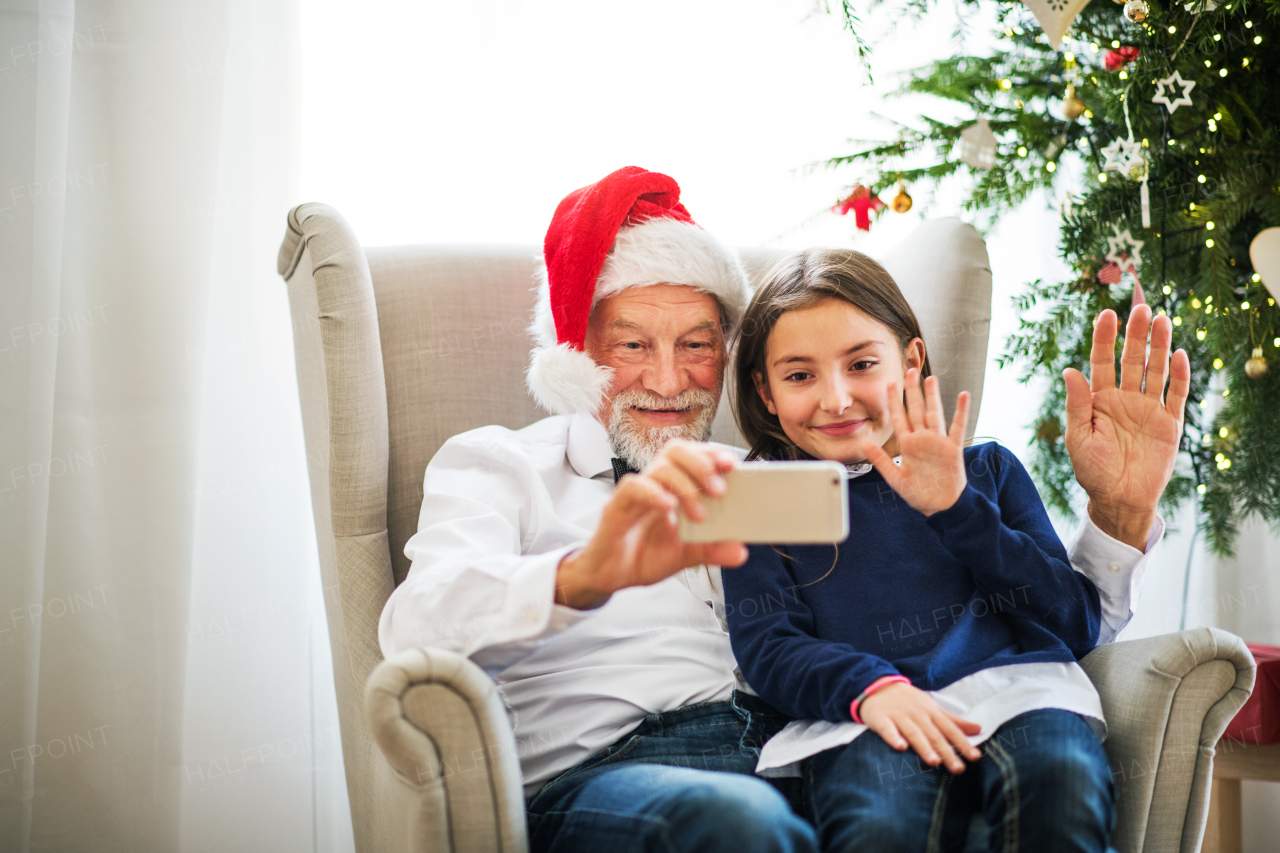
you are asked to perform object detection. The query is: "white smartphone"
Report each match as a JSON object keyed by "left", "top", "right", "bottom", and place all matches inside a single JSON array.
[{"left": 677, "top": 460, "right": 849, "bottom": 544}]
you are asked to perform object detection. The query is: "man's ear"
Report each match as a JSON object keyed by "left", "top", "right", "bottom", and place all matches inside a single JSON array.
[
  {"left": 904, "top": 337, "right": 926, "bottom": 373},
  {"left": 753, "top": 370, "right": 777, "bottom": 416}
]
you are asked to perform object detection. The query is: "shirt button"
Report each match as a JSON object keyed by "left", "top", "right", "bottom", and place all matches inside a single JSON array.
[{"left": 1108, "top": 561, "right": 1122, "bottom": 573}]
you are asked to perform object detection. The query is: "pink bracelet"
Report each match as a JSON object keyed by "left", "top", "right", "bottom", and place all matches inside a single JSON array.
[{"left": 851, "top": 675, "right": 910, "bottom": 724}]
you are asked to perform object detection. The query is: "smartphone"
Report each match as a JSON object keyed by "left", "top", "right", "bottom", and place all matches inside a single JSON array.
[{"left": 677, "top": 460, "right": 849, "bottom": 544}]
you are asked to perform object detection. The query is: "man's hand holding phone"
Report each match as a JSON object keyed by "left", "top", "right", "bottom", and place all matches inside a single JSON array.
[{"left": 555, "top": 440, "right": 747, "bottom": 610}]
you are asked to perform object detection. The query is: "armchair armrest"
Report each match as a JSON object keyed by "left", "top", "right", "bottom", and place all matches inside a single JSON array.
[
  {"left": 1081, "top": 627, "right": 1254, "bottom": 853},
  {"left": 365, "top": 647, "right": 529, "bottom": 853}
]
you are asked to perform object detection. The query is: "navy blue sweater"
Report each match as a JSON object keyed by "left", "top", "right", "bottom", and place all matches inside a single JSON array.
[{"left": 723, "top": 442, "right": 1101, "bottom": 724}]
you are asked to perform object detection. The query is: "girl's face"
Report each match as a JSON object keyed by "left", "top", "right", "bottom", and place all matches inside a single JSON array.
[{"left": 754, "top": 297, "right": 925, "bottom": 464}]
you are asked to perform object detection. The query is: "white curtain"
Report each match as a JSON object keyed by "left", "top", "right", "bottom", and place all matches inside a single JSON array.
[{"left": 0, "top": 2, "right": 351, "bottom": 851}]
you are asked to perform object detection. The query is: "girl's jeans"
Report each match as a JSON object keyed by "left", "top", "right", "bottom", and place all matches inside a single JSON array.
[{"left": 804, "top": 708, "right": 1117, "bottom": 853}]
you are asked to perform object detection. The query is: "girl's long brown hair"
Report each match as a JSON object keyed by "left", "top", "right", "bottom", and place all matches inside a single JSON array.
[{"left": 731, "top": 248, "right": 932, "bottom": 462}]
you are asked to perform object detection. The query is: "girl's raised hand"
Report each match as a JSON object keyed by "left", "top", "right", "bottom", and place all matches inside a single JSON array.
[
  {"left": 860, "top": 369, "right": 970, "bottom": 516},
  {"left": 859, "top": 681, "right": 982, "bottom": 774}
]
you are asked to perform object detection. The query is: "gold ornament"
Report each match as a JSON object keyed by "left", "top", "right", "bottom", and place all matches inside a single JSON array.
[
  {"left": 1063, "top": 85, "right": 1086, "bottom": 121},
  {"left": 1245, "top": 346, "right": 1269, "bottom": 379},
  {"left": 1123, "top": 0, "right": 1149, "bottom": 22},
  {"left": 892, "top": 183, "right": 913, "bottom": 213}
]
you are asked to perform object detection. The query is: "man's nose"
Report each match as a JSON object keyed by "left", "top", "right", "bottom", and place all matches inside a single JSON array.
[{"left": 642, "top": 349, "right": 688, "bottom": 399}]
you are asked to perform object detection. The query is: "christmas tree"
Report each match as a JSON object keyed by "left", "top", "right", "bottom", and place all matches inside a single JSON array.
[{"left": 828, "top": 0, "right": 1279, "bottom": 555}]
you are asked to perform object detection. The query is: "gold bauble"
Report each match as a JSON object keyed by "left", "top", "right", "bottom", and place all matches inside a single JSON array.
[
  {"left": 1123, "top": 0, "right": 1150, "bottom": 22},
  {"left": 1063, "top": 86, "right": 1086, "bottom": 121},
  {"left": 1245, "top": 346, "right": 1269, "bottom": 379},
  {"left": 892, "top": 185, "right": 913, "bottom": 213}
]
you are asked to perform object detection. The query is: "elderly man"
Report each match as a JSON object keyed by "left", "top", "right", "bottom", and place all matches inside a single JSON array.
[{"left": 378, "top": 167, "right": 1189, "bottom": 853}]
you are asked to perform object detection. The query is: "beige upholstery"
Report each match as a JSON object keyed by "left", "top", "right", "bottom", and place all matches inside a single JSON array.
[
  {"left": 277, "top": 202, "right": 1254, "bottom": 853},
  {"left": 1079, "top": 627, "right": 1255, "bottom": 853}
]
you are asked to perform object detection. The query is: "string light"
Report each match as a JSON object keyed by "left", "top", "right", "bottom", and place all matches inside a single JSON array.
[
  {"left": 1214, "top": 358, "right": 1224, "bottom": 369},
  {"left": 1046, "top": 162, "right": 1056, "bottom": 172}
]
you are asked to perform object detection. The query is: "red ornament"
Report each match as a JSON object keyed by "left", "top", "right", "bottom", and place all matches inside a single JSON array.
[
  {"left": 1097, "top": 262, "right": 1122, "bottom": 285},
  {"left": 1103, "top": 46, "right": 1140, "bottom": 72},
  {"left": 833, "top": 185, "right": 886, "bottom": 231}
]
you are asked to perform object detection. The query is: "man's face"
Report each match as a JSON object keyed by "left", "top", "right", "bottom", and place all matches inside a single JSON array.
[{"left": 583, "top": 284, "right": 725, "bottom": 469}]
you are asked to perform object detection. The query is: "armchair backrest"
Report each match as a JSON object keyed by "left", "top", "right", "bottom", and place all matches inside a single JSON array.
[
  {"left": 366, "top": 225, "right": 993, "bottom": 587},
  {"left": 277, "top": 203, "right": 991, "bottom": 851}
]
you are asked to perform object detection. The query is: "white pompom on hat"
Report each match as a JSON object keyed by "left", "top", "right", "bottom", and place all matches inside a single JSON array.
[{"left": 526, "top": 166, "right": 750, "bottom": 416}]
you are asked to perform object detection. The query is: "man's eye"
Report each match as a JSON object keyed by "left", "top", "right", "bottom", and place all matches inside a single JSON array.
[{"left": 623, "top": 342, "right": 644, "bottom": 350}]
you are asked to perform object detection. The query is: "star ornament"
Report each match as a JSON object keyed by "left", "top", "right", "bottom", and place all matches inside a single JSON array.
[
  {"left": 1152, "top": 71, "right": 1196, "bottom": 114},
  {"left": 1106, "top": 226, "right": 1145, "bottom": 271},
  {"left": 1101, "top": 138, "right": 1146, "bottom": 180}
]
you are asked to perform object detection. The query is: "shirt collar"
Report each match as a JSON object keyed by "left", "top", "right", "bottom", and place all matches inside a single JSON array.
[
  {"left": 567, "top": 412, "right": 616, "bottom": 480},
  {"left": 844, "top": 457, "right": 900, "bottom": 479}
]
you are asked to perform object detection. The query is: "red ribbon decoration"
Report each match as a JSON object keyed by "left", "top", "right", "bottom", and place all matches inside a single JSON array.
[{"left": 1104, "top": 46, "right": 1141, "bottom": 72}]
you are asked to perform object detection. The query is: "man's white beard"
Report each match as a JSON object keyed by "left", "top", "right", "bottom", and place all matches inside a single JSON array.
[{"left": 607, "top": 388, "right": 719, "bottom": 472}]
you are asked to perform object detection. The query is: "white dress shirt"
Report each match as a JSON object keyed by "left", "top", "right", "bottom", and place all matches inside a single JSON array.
[{"left": 378, "top": 413, "right": 1163, "bottom": 796}]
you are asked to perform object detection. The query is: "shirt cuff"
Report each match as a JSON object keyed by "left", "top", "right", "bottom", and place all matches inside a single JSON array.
[{"left": 1067, "top": 512, "right": 1165, "bottom": 644}]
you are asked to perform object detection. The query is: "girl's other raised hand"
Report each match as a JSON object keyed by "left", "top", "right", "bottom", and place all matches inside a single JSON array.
[{"left": 859, "top": 368, "right": 970, "bottom": 516}]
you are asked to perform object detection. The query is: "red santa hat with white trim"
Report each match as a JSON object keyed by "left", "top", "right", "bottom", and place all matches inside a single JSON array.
[{"left": 527, "top": 166, "right": 750, "bottom": 416}]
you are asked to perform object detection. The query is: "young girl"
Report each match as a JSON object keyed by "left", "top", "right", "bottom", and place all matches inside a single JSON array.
[{"left": 723, "top": 249, "right": 1116, "bottom": 852}]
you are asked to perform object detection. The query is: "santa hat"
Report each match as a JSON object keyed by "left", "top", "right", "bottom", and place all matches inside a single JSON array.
[{"left": 527, "top": 166, "right": 750, "bottom": 416}]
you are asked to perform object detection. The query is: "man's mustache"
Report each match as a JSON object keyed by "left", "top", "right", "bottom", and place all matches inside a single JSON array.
[{"left": 613, "top": 388, "right": 718, "bottom": 415}]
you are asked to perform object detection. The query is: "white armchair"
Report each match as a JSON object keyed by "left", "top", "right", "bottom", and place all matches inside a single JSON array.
[{"left": 276, "top": 202, "right": 1254, "bottom": 853}]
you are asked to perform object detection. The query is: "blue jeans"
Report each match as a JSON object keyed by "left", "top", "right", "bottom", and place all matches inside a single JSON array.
[
  {"left": 526, "top": 692, "right": 817, "bottom": 853},
  {"left": 804, "top": 709, "right": 1116, "bottom": 853}
]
